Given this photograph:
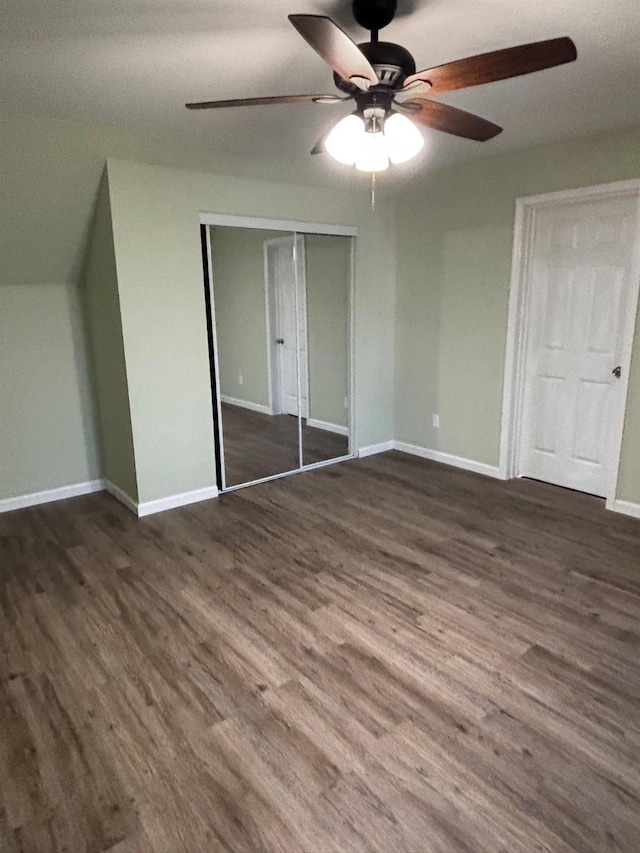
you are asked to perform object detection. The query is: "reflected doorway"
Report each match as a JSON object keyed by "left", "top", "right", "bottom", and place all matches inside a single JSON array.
[{"left": 265, "top": 234, "right": 308, "bottom": 420}]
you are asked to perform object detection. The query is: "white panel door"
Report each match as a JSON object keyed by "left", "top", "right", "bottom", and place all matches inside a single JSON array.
[
  {"left": 519, "top": 195, "right": 638, "bottom": 496},
  {"left": 273, "top": 237, "right": 308, "bottom": 418}
]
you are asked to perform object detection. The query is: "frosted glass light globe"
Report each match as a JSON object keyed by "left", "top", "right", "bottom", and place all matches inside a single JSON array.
[
  {"left": 325, "top": 111, "right": 423, "bottom": 171},
  {"left": 384, "top": 113, "right": 424, "bottom": 164},
  {"left": 355, "top": 131, "right": 390, "bottom": 172},
  {"left": 325, "top": 114, "right": 366, "bottom": 165}
]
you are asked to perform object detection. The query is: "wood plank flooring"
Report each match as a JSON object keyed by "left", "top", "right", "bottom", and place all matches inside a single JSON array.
[
  {"left": 1, "top": 451, "right": 640, "bottom": 852},
  {"left": 221, "top": 403, "right": 349, "bottom": 487}
]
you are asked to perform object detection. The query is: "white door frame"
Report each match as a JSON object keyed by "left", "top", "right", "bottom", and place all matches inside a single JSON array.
[
  {"left": 499, "top": 179, "right": 640, "bottom": 508},
  {"left": 263, "top": 235, "right": 309, "bottom": 418}
]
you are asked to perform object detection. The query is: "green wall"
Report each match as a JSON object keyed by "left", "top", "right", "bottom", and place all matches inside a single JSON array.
[
  {"left": 305, "top": 234, "right": 350, "bottom": 429},
  {"left": 395, "top": 124, "right": 640, "bottom": 502},
  {"left": 106, "top": 158, "right": 396, "bottom": 504},
  {"left": 84, "top": 171, "right": 138, "bottom": 501},
  {"left": 0, "top": 111, "right": 290, "bottom": 292},
  {"left": 0, "top": 281, "right": 100, "bottom": 500},
  {"left": 210, "top": 227, "right": 277, "bottom": 409}
]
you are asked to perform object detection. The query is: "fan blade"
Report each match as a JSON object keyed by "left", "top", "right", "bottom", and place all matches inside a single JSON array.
[
  {"left": 403, "top": 99, "right": 502, "bottom": 141},
  {"left": 186, "top": 93, "right": 346, "bottom": 109},
  {"left": 289, "top": 14, "right": 378, "bottom": 87},
  {"left": 403, "top": 37, "right": 577, "bottom": 93}
]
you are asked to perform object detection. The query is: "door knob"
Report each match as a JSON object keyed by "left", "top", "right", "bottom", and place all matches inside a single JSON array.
[
  {"left": 276, "top": 338, "right": 285, "bottom": 345},
  {"left": 612, "top": 365, "right": 622, "bottom": 378}
]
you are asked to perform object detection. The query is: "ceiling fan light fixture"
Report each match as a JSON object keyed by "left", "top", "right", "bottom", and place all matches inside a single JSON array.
[
  {"left": 326, "top": 106, "right": 421, "bottom": 171},
  {"left": 188, "top": 10, "right": 577, "bottom": 172},
  {"left": 355, "top": 130, "right": 390, "bottom": 172},
  {"left": 325, "top": 113, "right": 366, "bottom": 164},
  {"left": 384, "top": 112, "right": 424, "bottom": 164}
]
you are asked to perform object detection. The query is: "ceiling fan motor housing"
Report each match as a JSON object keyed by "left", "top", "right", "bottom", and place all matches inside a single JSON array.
[
  {"left": 360, "top": 41, "right": 416, "bottom": 84},
  {"left": 333, "top": 41, "right": 416, "bottom": 93}
]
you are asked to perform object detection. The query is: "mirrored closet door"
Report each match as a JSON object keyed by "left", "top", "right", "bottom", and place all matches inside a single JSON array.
[{"left": 203, "top": 218, "right": 354, "bottom": 492}]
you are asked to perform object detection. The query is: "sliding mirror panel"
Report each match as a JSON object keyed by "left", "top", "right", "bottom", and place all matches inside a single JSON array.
[
  {"left": 301, "top": 233, "right": 352, "bottom": 466},
  {"left": 209, "top": 226, "right": 301, "bottom": 487}
]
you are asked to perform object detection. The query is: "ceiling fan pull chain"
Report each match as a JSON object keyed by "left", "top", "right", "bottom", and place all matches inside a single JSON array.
[{"left": 370, "top": 105, "right": 377, "bottom": 211}]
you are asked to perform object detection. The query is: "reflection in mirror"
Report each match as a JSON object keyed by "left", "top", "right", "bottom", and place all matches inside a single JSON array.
[
  {"left": 301, "top": 233, "right": 351, "bottom": 466},
  {"left": 210, "top": 226, "right": 300, "bottom": 487}
]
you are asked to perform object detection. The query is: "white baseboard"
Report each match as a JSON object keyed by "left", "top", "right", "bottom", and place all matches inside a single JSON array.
[
  {"left": 393, "top": 441, "right": 504, "bottom": 480},
  {"left": 607, "top": 498, "right": 640, "bottom": 520},
  {"left": 0, "top": 479, "right": 105, "bottom": 514},
  {"left": 0, "top": 478, "right": 219, "bottom": 519},
  {"left": 104, "top": 480, "right": 139, "bottom": 515},
  {"left": 106, "top": 480, "right": 219, "bottom": 517},
  {"left": 221, "top": 395, "right": 271, "bottom": 416},
  {"left": 357, "top": 441, "right": 395, "bottom": 458},
  {"left": 307, "top": 418, "right": 349, "bottom": 436},
  {"left": 137, "top": 485, "right": 219, "bottom": 517}
]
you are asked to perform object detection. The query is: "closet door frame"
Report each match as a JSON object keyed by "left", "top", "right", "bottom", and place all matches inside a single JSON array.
[{"left": 200, "top": 212, "right": 357, "bottom": 493}]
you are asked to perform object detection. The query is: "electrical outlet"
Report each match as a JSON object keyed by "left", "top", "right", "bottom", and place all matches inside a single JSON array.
[
  {"left": 432, "top": 413, "right": 440, "bottom": 429},
  {"left": 239, "top": 374, "right": 243, "bottom": 386}
]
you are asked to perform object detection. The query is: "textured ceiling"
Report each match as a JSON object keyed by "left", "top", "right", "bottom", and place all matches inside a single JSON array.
[{"left": 1, "top": 0, "right": 639, "bottom": 184}]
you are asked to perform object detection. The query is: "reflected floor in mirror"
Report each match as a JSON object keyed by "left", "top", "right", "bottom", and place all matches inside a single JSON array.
[{"left": 221, "top": 403, "right": 349, "bottom": 487}]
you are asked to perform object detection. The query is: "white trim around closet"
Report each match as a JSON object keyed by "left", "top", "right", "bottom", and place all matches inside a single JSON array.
[{"left": 199, "top": 212, "right": 357, "bottom": 238}]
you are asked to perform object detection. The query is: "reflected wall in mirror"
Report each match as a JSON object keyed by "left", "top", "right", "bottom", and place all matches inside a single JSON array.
[
  {"left": 302, "top": 234, "right": 351, "bottom": 466},
  {"left": 210, "top": 226, "right": 300, "bottom": 487}
]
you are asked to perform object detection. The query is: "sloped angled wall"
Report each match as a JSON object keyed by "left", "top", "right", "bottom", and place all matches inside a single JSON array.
[{"left": 84, "top": 168, "right": 138, "bottom": 501}]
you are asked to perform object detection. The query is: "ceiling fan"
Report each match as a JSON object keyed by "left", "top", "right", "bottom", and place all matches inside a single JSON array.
[{"left": 186, "top": 0, "right": 577, "bottom": 172}]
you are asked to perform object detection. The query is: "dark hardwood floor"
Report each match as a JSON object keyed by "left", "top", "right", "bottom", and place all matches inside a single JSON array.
[
  {"left": 221, "top": 403, "right": 349, "bottom": 487},
  {"left": 1, "top": 451, "right": 640, "bottom": 852}
]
